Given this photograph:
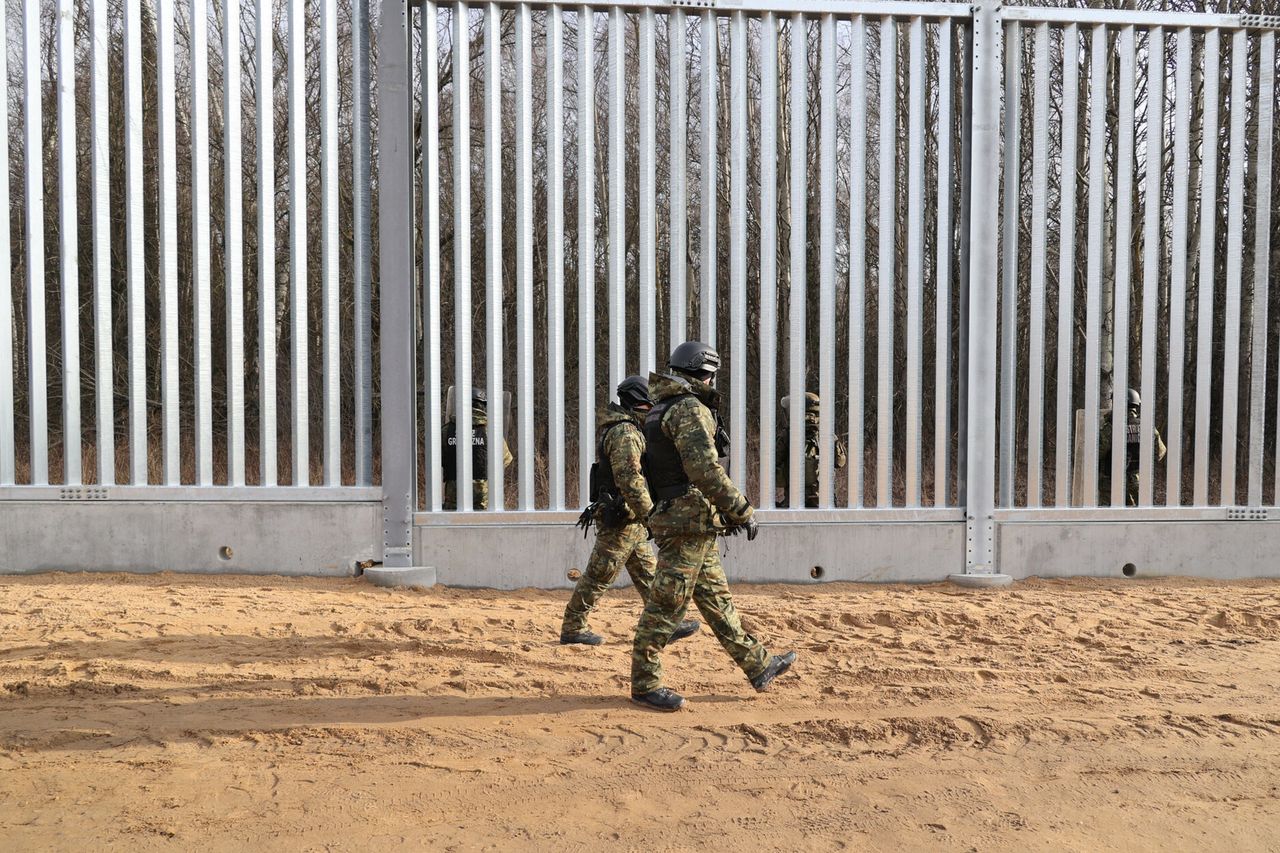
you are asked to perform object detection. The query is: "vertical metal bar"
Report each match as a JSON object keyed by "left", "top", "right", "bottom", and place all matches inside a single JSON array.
[
  {"left": 608, "top": 6, "right": 625, "bottom": 390},
  {"left": 669, "top": 10, "right": 688, "bottom": 346},
  {"left": 933, "top": 19, "right": 954, "bottom": 508},
  {"left": 1253, "top": 33, "right": 1275, "bottom": 506},
  {"left": 1192, "top": 30, "right": 1220, "bottom": 506},
  {"left": 1138, "top": 27, "right": 1164, "bottom": 507},
  {"left": 257, "top": 0, "right": 277, "bottom": 486},
  {"left": 422, "top": 1, "right": 443, "bottom": 509},
  {"left": 1219, "top": 28, "right": 1247, "bottom": 506},
  {"left": 1109, "top": 25, "right": 1135, "bottom": 507},
  {"left": 964, "top": 0, "right": 1001, "bottom": 573},
  {"left": 288, "top": 0, "right": 309, "bottom": 486},
  {"left": 817, "top": 12, "right": 837, "bottom": 507},
  {"left": 1056, "top": 24, "right": 1080, "bottom": 508},
  {"left": 759, "top": 11, "right": 779, "bottom": 509},
  {"left": 23, "top": 0, "right": 48, "bottom": 484},
  {"left": 877, "top": 15, "right": 896, "bottom": 507},
  {"left": 377, "top": 0, "right": 415, "bottom": 563},
  {"left": 125, "top": 0, "right": 146, "bottom": 484},
  {"left": 998, "top": 21, "right": 1020, "bottom": 507},
  {"left": 453, "top": 4, "right": 473, "bottom": 509},
  {"left": 353, "top": 0, "right": 373, "bottom": 486},
  {"left": 956, "top": 21, "right": 973, "bottom": 507},
  {"left": 730, "top": 11, "right": 748, "bottom": 485},
  {"left": 225, "top": 0, "right": 245, "bottom": 486},
  {"left": 577, "top": 6, "right": 595, "bottom": 507},
  {"left": 1081, "top": 24, "right": 1107, "bottom": 508},
  {"left": 1166, "top": 28, "right": 1192, "bottom": 506},
  {"left": 849, "top": 15, "right": 867, "bottom": 508},
  {"left": 788, "top": 13, "right": 807, "bottom": 508},
  {"left": 159, "top": 0, "right": 180, "bottom": 484},
  {"left": 547, "top": 5, "right": 566, "bottom": 510},
  {"left": 515, "top": 3, "right": 534, "bottom": 509},
  {"left": 1025, "top": 22, "right": 1049, "bottom": 508},
  {"left": 903, "top": 16, "right": 924, "bottom": 508},
  {"left": 192, "top": 0, "right": 213, "bottom": 485},
  {"left": 320, "top": 0, "right": 340, "bottom": 485},
  {"left": 640, "top": 8, "right": 657, "bottom": 376},
  {"left": 0, "top": 3, "right": 12, "bottom": 485},
  {"left": 700, "top": 10, "right": 717, "bottom": 347},
  {"left": 57, "top": 0, "right": 81, "bottom": 485},
  {"left": 484, "top": 2, "right": 504, "bottom": 508}
]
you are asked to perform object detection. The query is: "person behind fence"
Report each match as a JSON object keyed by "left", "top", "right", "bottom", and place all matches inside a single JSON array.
[
  {"left": 775, "top": 392, "right": 847, "bottom": 508},
  {"left": 1098, "top": 388, "right": 1166, "bottom": 507},
  {"left": 442, "top": 388, "right": 513, "bottom": 511},
  {"left": 560, "top": 376, "right": 702, "bottom": 646},
  {"left": 630, "top": 341, "right": 798, "bottom": 712}
]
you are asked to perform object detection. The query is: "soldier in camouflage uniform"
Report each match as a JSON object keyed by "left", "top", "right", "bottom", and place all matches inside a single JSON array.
[
  {"left": 442, "top": 388, "right": 513, "bottom": 510},
  {"left": 630, "top": 341, "right": 797, "bottom": 712},
  {"left": 1099, "top": 388, "right": 1166, "bottom": 506},
  {"left": 560, "top": 376, "right": 701, "bottom": 646},
  {"left": 776, "top": 392, "right": 848, "bottom": 508}
]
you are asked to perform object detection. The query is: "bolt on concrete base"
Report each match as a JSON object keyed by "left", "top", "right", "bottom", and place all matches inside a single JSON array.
[{"left": 364, "top": 565, "right": 438, "bottom": 588}]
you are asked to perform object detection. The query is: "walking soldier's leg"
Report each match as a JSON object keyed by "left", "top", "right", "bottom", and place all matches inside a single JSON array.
[
  {"left": 624, "top": 534, "right": 657, "bottom": 602},
  {"left": 631, "top": 534, "right": 711, "bottom": 694},
  {"left": 691, "top": 544, "right": 769, "bottom": 681},
  {"left": 562, "top": 524, "right": 646, "bottom": 636}
]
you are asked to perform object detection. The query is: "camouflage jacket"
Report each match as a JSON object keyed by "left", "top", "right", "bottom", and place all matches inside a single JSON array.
[
  {"left": 775, "top": 414, "right": 848, "bottom": 478},
  {"left": 596, "top": 401, "right": 653, "bottom": 523},
  {"left": 647, "top": 372, "right": 752, "bottom": 535}
]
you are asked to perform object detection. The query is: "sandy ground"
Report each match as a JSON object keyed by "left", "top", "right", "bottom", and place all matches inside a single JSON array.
[{"left": 1, "top": 573, "right": 1279, "bottom": 852}]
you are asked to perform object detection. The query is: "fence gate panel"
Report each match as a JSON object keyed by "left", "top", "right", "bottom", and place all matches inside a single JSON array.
[
  {"left": 380, "top": 0, "right": 977, "bottom": 586},
  {"left": 991, "top": 6, "right": 1280, "bottom": 578},
  {"left": 0, "top": 1, "right": 380, "bottom": 576}
]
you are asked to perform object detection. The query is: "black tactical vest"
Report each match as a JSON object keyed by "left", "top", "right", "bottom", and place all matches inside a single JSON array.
[
  {"left": 588, "top": 421, "right": 630, "bottom": 501},
  {"left": 643, "top": 395, "right": 692, "bottom": 496},
  {"left": 441, "top": 420, "right": 489, "bottom": 481}
]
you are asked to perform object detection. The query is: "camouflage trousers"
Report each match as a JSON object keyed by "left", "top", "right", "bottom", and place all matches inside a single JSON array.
[
  {"left": 631, "top": 532, "right": 768, "bottom": 694},
  {"left": 1098, "top": 474, "right": 1140, "bottom": 507},
  {"left": 561, "top": 522, "right": 656, "bottom": 635},
  {"left": 442, "top": 480, "right": 490, "bottom": 510}
]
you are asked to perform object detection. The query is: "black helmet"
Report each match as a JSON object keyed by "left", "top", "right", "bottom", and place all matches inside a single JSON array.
[
  {"left": 617, "top": 375, "right": 652, "bottom": 411},
  {"left": 669, "top": 341, "right": 721, "bottom": 379},
  {"left": 1127, "top": 388, "right": 1141, "bottom": 408},
  {"left": 471, "top": 387, "right": 488, "bottom": 407}
]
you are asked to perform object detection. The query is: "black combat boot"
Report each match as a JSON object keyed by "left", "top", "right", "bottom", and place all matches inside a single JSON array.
[
  {"left": 631, "top": 687, "right": 685, "bottom": 712},
  {"left": 559, "top": 630, "right": 605, "bottom": 646},
  {"left": 750, "top": 651, "right": 797, "bottom": 692},
  {"left": 669, "top": 619, "right": 701, "bottom": 643}
]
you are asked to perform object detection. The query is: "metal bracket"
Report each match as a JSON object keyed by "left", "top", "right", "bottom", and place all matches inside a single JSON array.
[
  {"left": 59, "top": 488, "right": 110, "bottom": 501},
  {"left": 1242, "top": 14, "right": 1280, "bottom": 30},
  {"left": 1226, "top": 507, "right": 1273, "bottom": 521}
]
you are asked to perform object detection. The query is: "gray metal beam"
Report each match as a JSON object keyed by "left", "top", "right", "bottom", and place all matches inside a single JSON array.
[{"left": 377, "top": 0, "right": 416, "bottom": 567}]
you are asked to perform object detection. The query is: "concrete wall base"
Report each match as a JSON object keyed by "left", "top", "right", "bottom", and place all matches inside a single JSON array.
[
  {"left": 0, "top": 501, "right": 381, "bottom": 577},
  {"left": 416, "top": 518, "right": 966, "bottom": 589},
  {"left": 998, "top": 520, "right": 1280, "bottom": 580}
]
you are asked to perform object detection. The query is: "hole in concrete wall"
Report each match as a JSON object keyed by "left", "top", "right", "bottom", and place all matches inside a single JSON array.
[
  {"left": 567, "top": 568, "right": 582, "bottom": 581},
  {"left": 810, "top": 566, "right": 825, "bottom": 580},
  {"left": 1122, "top": 563, "right": 1136, "bottom": 578},
  {"left": 219, "top": 546, "right": 234, "bottom": 561}
]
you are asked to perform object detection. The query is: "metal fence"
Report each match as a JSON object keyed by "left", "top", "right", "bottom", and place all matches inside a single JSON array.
[
  {"left": 0, "top": 0, "right": 374, "bottom": 496},
  {"left": 3, "top": 0, "right": 1280, "bottom": 581}
]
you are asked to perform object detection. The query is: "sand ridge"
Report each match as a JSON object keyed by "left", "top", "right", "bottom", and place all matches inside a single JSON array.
[{"left": 1, "top": 572, "right": 1279, "bottom": 850}]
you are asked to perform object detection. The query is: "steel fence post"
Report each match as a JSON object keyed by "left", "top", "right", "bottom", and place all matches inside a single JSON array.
[{"left": 952, "top": 0, "right": 1011, "bottom": 587}]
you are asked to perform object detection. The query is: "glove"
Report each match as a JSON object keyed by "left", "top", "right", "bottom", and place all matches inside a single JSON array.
[
  {"left": 744, "top": 517, "right": 760, "bottom": 542},
  {"left": 722, "top": 496, "right": 754, "bottom": 526}
]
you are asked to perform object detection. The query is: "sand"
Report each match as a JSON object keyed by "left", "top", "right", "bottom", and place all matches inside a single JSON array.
[{"left": 1, "top": 572, "right": 1278, "bottom": 851}]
